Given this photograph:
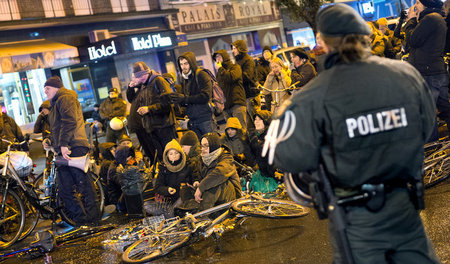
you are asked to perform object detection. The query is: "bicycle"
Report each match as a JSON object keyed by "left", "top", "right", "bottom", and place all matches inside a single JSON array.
[
  {"left": 423, "top": 138, "right": 450, "bottom": 188},
  {"left": 121, "top": 193, "right": 309, "bottom": 263}
]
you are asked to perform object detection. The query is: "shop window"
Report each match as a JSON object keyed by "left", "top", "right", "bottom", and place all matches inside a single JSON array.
[
  {"left": 69, "top": 67, "right": 96, "bottom": 112},
  {"left": 111, "top": 0, "right": 128, "bottom": 13},
  {"left": 0, "top": 0, "right": 20, "bottom": 21},
  {"left": 42, "top": 0, "right": 65, "bottom": 18},
  {"left": 134, "top": 0, "right": 150, "bottom": 11},
  {"left": 72, "top": 0, "right": 93, "bottom": 16}
]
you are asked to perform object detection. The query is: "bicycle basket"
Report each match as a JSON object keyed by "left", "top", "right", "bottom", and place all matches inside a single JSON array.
[{"left": 0, "top": 151, "right": 33, "bottom": 178}]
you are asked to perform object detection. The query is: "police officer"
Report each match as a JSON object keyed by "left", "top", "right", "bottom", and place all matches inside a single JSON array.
[
  {"left": 99, "top": 87, "right": 127, "bottom": 143},
  {"left": 265, "top": 4, "right": 439, "bottom": 264}
]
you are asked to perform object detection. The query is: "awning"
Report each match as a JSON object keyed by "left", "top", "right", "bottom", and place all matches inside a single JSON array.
[{"left": 0, "top": 39, "right": 79, "bottom": 74}]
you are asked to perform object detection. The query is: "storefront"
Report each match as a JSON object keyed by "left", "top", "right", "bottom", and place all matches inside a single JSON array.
[
  {"left": 55, "top": 30, "right": 179, "bottom": 112},
  {"left": 169, "top": 0, "right": 285, "bottom": 71},
  {"left": 0, "top": 40, "right": 79, "bottom": 126}
]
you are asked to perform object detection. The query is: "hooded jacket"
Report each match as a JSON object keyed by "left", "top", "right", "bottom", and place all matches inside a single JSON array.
[
  {"left": 99, "top": 96, "right": 127, "bottom": 121},
  {"left": 34, "top": 100, "right": 51, "bottom": 139},
  {"left": 155, "top": 139, "right": 193, "bottom": 201},
  {"left": 48, "top": 87, "right": 89, "bottom": 151},
  {"left": 404, "top": 8, "right": 447, "bottom": 76},
  {"left": 0, "top": 112, "right": 29, "bottom": 153},
  {"left": 220, "top": 118, "right": 255, "bottom": 166},
  {"left": 126, "top": 70, "right": 175, "bottom": 132},
  {"left": 232, "top": 40, "right": 259, "bottom": 98},
  {"left": 213, "top": 50, "right": 246, "bottom": 109},
  {"left": 177, "top": 52, "right": 213, "bottom": 122},
  {"left": 198, "top": 146, "right": 241, "bottom": 199},
  {"left": 256, "top": 57, "right": 271, "bottom": 85}
]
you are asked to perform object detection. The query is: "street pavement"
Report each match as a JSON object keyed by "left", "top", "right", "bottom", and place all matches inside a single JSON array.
[{"left": 1, "top": 137, "right": 449, "bottom": 264}]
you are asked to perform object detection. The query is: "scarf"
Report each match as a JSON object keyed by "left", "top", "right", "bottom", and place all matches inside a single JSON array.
[
  {"left": 182, "top": 70, "right": 192, "bottom": 80},
  {"left": 201, "top": 148, "right": 222, "bottom": 167}
]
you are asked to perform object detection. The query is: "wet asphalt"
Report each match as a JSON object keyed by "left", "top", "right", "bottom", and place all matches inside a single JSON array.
[{"left": 1, "top": 140, "right": 448, "bottom": 264}]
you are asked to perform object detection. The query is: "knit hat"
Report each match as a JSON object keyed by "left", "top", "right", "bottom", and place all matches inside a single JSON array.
[
  {"left": 262, "top": 46, "right": 273, "bottom": 55},
  {"left": 180, "top": 130, "right": 199, "bottom": 146},
  {"left": 232, "top": 40, "right": 248, "bottom": 53},
  {"left": 119, "top": 134, "right": 132, "bottom": 144},
  {"left": 133, "top": 61, "right": 150, "bottom": 78},
  {"left": 377, "top": 17, "right": 388, "bottom": 26},
  {"left": 109, "top": 88, "right": 118, "bottom": 93},
  {"left": 44, "top": 76, "right": 63, "bottom": 89},
  {"left": 291, "top": 48, "right": 309, "bottom": 60},
  {"left": 115, "top": 145, "right": 134, "bottom": 166},
  {"left": 254, "top": 110, "right": 272, "bottom": 127},
  {"left": 225, "top": 117, "right": 242, "bottom": 130},
  {"left": 419, "top": 0, "right": 443, "bottom": 9},
  {"left": 316, "top": 4, "right": 371, "bottom": 37},
  {"left": 201, "top": 132, "right": 221, "bottom": 153},
  {"left": 163, "top": 139, "right": 186, "bottom": 173}
]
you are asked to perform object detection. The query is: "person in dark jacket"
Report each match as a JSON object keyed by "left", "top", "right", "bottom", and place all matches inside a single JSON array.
[
  {"left": 268, "top": 4, "right": 438, "bottom": 263},
  {"left": 220, "top": 117, "right": 254, "bottom": 167},
  {"left": 404, "top": 0, "right": 450, "bottom": 140},
  {"left": 232, "top": 40, "right": 260, "bottom": 132},
  {"left": 126, "top": 61, "right": 177, "bottom": 162},
  {"left": 186, "top": 133, "right": 241, "bottom": 211},
  {"left": 172, "top": 52, "right": 215, "bottom": 139},
  {"left": 33, "top": 100, "right": 51, "bottom": 140},
  {"left": 256, "top": 46, "right": 273, "bottom": 110},
  {"left": 43, "top": 76, "right": 99, "bottom": 226},
  {"left": 100, "top": 88, "right": 127, "bottom": 143},
  {"left": 213, "top": 50, "right": 247, "bottom": 131},
  {"left": 290, "top": 48, "right": 317, "bottom": 91},
  {"left": 179, "top": 130, "right": 201, "bottom": 174},
  {"left": 0, "top": 111, "right": 29, "bottom": 154},
  {"left": 91, "top": 103, "right": 104, "bottom": 134}
]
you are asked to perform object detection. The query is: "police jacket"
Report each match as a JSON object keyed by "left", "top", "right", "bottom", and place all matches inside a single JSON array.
[
  {"left": 48, "top": 88, "right": 90, "bottom": 151},
  {"left": 126, "top": 71, "right": 175, "bottom": 132},
  {"left": 404, "top": 8, "right": 447, "bottom": 76},
  {"left": 99, "top": 97, "right": 127, "bottom": 121},
  {"left": 213, "top": 50, "right": 246, "bottom": 110},
  {"left": 0, "top": 113, "right": 29, "bottom": 153},
  {"left": 272, "top": 53, "right": 435, "bottom": 188},
  {"left": 177, "top": 52, "right": 213, "bottom": 123},
  {"left": 291, "top": 61, "right": 317, "bottom": 89}
]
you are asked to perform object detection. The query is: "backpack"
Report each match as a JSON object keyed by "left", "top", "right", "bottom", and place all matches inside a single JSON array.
[
  {"left": 150, "top": 74, "right": 175, "bottom": 94},
  {"left": 195, "top": 68, "right": 226, "bottom": 113}
]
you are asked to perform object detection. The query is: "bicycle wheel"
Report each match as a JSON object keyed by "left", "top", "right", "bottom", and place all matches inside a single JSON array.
[
  {"left": 59, "top": 171, "right": 105, "bottom": 226},
  {"left": 231, "top": 198, "right": 310, "bottom": 219},
  {"left": 424, "top": 157, "right": 450, "bottom": 189},
  {"left": 122, "top": 221, "right": 192, "bottom": 263},
  {"left": 0, "top": 189, "right": 25, "bottom": 249},
  {"left": 17, "top": 185, "right": 40, "bottom": 241}
]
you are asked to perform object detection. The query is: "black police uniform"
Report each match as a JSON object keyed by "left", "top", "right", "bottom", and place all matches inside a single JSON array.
[
  {"left": 271, "top": 52, "right": 439, "bottom": 263},
  {"left": 99, "top": 90, "right": 127, "bottom": 143}
]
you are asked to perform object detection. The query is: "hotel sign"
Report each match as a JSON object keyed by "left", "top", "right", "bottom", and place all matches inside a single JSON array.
[{"left": 130, "top": 33, "right": 173, "bottom": 51}]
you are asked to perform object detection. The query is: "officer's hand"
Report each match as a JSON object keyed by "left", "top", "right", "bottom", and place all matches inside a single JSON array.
[
  {"left": 137, "top": 106, "right": 149, "bottom": 115},
  {"left": 61, "top": 146, "right": 72, "bottom": 161},
  {"left": 194, "top": 188, "right": 203, "bottom": 203},
  {"left": 168, "top": 187, "right": 176, "bottom": 195}
]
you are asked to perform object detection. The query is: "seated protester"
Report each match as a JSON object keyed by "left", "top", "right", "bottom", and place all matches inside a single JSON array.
[
  {"left": 192, "top": 133, "right": 241, "bottom": 211},
  {"left": 248, "top": 110, "right": 279, "bottom": 193},
  {"left": 179, "top": 130, "right": 201, "bottom": 174},
  {"left": 220, "top": 117, "right": 255, "bottom": 167},
  {"left": 34, "top": 100, "right": 51, "bottom": 139},
  {"left": 154, "top": 139, "right": 195, "bottom": 217},
  {"left": 118, "top": 134, "right": 144, "bottom": 167},
  {"left": 98, "top": 142, "right": 116, "bottom": 205},
  {"left": 262, "top": 57, "right": 292, "bottom": 114},
  {"left": 108, "top": 145, "right": 146, "bottom": 215}
]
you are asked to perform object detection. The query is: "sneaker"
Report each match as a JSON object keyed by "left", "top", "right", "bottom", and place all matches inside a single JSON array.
[{"left": 101, "top": 204, "right": 116, "bottom": 221}]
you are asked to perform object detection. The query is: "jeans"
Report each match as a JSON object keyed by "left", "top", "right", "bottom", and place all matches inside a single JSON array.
[
  {"left": 188, "top": 118, "right": 215, "bottom": 140},
  {"left": 225, "top": 105, "right": 247, "bottom": 132},
  {"left": 57, "top": 146, "right": 99, "bottom": 225},
  {"left": 423, "top": 74, "right": 450, "bottom": 141}
]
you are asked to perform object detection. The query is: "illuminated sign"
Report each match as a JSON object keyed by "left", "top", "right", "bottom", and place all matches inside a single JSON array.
[
  {"left": 88, "top": 40, "right": 117, "bottom": 60},
  {"left": 131, "top": 34, "right": 173, "bottom": 51}
]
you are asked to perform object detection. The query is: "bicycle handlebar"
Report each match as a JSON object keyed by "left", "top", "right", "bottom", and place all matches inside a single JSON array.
[
  {"left": 258, "top": 81, "right": 301, "bottom": 92},
  {"left": 1, "top": 138, "right": 27, "bottom": 147}
]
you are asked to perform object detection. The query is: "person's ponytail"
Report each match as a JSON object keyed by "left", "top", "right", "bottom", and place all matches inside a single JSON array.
[{"left": 322, "top": 34, "right": 371, "bottom": 63}]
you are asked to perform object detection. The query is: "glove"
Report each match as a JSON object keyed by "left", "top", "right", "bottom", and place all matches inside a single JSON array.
[{"left": 169, "top": 93, "right": 186, "bottom": 105}]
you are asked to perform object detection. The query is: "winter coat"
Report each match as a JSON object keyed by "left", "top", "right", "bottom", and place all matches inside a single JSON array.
[
  {"left": 198, "top": 147, "right": 241, "bottom": 199},
  {"left": 256, "top": 57, "right": 271, "bottom": 85},
  {"left": 220, "top": 118, "right": 255, "bottom": 166},
  {"left": 213, "top": 50, "right": 246, "bottom": 110},
  {"left": 0, "top": 113, "right": 29, "bottom": 153},
  {"left": 34, "top": 101, "right": 51, "bottom": 139},
  {"left": 177, "top": 52, "right": 213, "bottom": 123},
  {"left": 370, "top": 34, "right": 386, "bottom": 57},
  {"left": 99, "top": 97, "right": 127, "bottom": 121},
  {"left": 48, "top": 87, "right": 89, "bottom": 151},
  {"left": 233, "top": 40, "right": 259, "bottom": 98},
  {"left": 249, "top": 111, "right": 276, "bottom": 179},
  {"left": 263, "top": 69, "right": 291, "bottom": 113},
  {"left": 404, "top": 8, "right": 447, "bottom": 76},
  {"left": 126, "top": 71, "right": 175, "bottom": 132},
  {"left": 290, "top": 61, "right": 317, "bottom": 90}
]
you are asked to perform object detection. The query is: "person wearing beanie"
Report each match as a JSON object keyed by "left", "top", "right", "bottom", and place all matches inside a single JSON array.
[
  {"left": 404, "top": 0, "right": 450, "bottom": 141},
  {"left": 213, "top": 49, "right": 247, "bottom": 132},
  {"left": 126, "top": 61, "right": 177, "bottom": 163},
  {"left": 43, "top": 75, "right": 99, "bottom": 226},
  {"left": 269, "top": 3, "right": 438, "bottom": 263},
  {"left": 99, "top": 86, "right": 127, "bottom": 143},
  {"left": 34, "top": 100, "right": 51, "bottom": 139},
  {"left": 220, "top": 117, "right": 255, "bottom": 167},
  {"left": 262, "top": 57, "right": 292, "bottom": 113},
  {"left": 179, "top": 130, "right": 202, "bottom": 184},
  {"left": 181, "top": 132, "right": 240, "bottom": 211},
  {"left": 256, "top": 46, "right": 274, "bottom": 111},
  {"left": 289, "top": 47, "right": 317, "bottom": 91},
  {"left": 232, "top": 40, "right": 260, "bottom": 133},
  {"left": 174, "top": 51, "right": 215, "bottom": 139}
]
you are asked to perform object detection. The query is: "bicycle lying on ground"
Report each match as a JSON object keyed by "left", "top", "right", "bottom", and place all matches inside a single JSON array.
[
  {"left": 121, "top": 193, "right": 309, "bottom": 263},
  {"left": 423, "top": 137, "right": 450, "bottom": 188}
]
